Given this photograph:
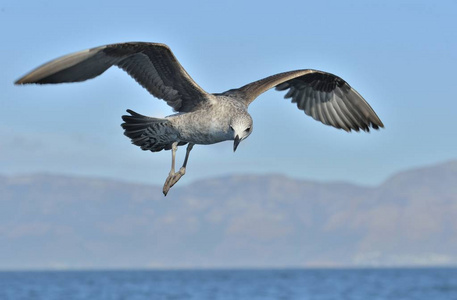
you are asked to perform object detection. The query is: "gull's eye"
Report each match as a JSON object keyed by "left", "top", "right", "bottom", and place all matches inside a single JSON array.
[
  {"left": 245, "top": 127, "right": 251, "bottom": 132},
  {"left": 230, "top": 125, "right": 234, "bottom": 131}
]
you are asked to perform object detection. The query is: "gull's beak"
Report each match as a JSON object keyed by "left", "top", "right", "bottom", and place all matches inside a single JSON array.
[{"left": 233, "top": 135, "right": 241, "bottom": 152}]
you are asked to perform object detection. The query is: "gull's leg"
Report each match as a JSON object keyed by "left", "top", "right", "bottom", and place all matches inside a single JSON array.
[
  {"left": 162, "top": 143, "right": 194, "bottom": 196},
  {"left": 177, "top": 143, "right": 194, "bottom": 176},
  {"left": 163, "top": 142, "right": 179, "bottom": 196}
]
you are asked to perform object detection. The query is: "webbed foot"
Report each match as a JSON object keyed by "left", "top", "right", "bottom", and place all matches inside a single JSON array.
[{"left": 162, "top": 167, "right": 186, "bottom": 196}]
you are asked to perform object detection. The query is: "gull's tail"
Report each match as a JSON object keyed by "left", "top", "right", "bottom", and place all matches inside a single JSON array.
[{"left": 121, "top": 109, "right": 186, "bottom": 152}]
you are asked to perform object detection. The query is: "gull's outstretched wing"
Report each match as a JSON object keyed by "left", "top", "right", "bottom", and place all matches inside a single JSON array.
[
  {"left": 15, "top": 42, "right": 211, "bottom": 112},
  {"left": 233, "top": 69, "right": 383, "bottom": 132}
]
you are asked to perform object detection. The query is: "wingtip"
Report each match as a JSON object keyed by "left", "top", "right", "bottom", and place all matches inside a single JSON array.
[
  {"left": 14, "top": 78, "right": 25, "bottom": 85},
  {"left": 373, "top": 120, "right": 385, "bottom": 130},
  {"left": 14, "top": 75, "right": 38, "bottom": 85}
]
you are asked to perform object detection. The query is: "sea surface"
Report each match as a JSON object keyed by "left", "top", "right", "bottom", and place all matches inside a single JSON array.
[{"left": 1, "top": 268, "right": 456, "bottom": 300}]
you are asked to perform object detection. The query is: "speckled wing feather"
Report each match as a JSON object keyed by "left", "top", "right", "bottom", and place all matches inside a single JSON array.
[
  {"left": 121, "top": 109, "right": 186, "bottom": 152},
  {"left": 237, "top": 69, "right": 383, "bottom": 132},
  {"left": 15, "top": 42, "right": 210, "bottom": 112}
]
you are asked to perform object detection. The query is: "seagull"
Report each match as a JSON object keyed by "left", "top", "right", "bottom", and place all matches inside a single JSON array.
[{"left": 15, "top": 42, "right": 384, "bottom": 195}]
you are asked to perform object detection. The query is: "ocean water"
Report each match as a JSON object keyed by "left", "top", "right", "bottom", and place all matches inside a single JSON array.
[{"left": 0, "top": 268, "right": 456, "bottom": 300}]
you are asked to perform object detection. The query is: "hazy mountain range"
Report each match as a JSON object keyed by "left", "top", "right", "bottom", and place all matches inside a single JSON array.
[{"left": 1, "top": 160, "right": 457, "bottom": 270}]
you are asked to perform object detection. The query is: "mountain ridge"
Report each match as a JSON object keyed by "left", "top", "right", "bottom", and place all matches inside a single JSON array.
[{"left": 1, "top": 160, "right": 456, "bottom": 269}]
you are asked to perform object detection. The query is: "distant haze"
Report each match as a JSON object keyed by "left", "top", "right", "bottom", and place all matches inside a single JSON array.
[{"left": 1, "top": 160, "right": 456, "bottom": 270}]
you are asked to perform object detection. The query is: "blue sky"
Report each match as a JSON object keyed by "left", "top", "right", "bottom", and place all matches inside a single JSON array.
[{"left": 1, "top": 0, "right": 456, "bottom": 187}]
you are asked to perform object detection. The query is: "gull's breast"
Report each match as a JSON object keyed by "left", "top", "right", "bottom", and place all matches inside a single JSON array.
[{"left": 168, "top": 110, "right": 232, "bottom": 145}]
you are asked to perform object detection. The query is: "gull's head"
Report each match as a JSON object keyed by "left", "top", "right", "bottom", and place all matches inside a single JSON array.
[{"left": 230, "top": 113, "right": 253, "bottom": 152}]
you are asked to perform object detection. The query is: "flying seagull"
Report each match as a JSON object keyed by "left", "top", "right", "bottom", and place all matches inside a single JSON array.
[{"left": 15, "top": 42, "right": 384, "bottom": 195}]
